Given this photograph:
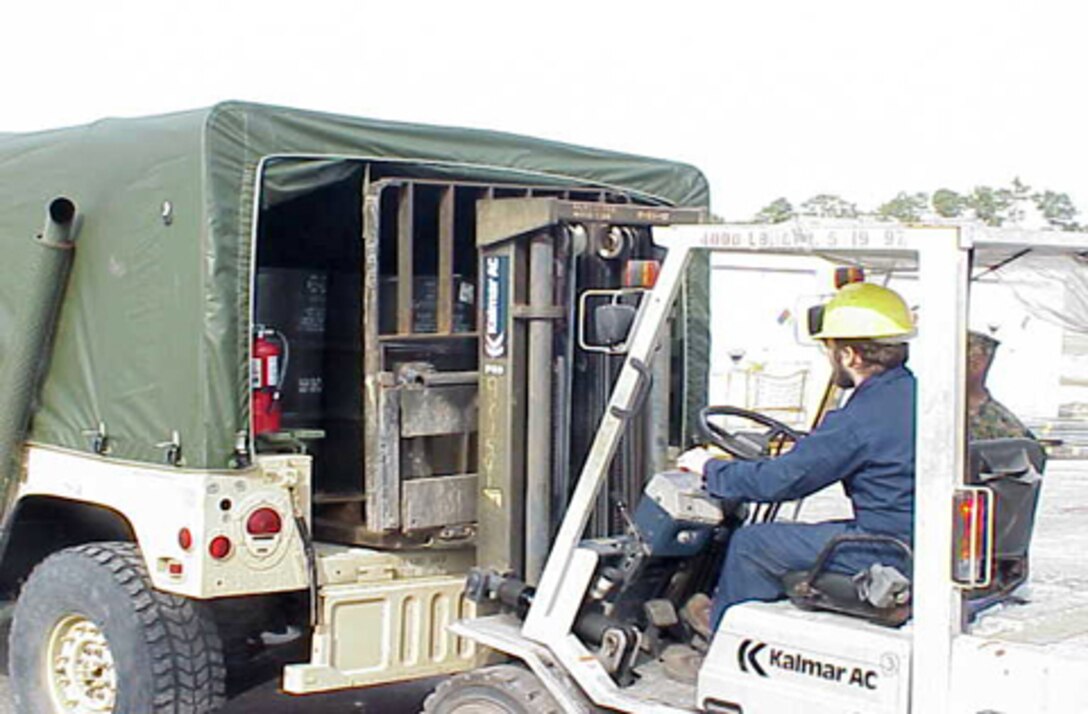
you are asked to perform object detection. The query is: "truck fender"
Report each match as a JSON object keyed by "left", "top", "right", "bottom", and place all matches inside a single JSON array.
[{"left": 0, "top": 495, "right": 135, "bottom": 596}]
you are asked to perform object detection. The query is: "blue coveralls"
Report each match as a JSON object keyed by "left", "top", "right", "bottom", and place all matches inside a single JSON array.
[{"left": 704, "top": 365, "right": 916, "bottom": 627}]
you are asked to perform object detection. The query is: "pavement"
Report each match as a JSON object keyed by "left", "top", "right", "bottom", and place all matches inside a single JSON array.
[
  {"left": 0, "top": 616, "right": 440, "bottom": 713},
  {"left": 217, "top": 675, "right": 440, "bottom": 714}
]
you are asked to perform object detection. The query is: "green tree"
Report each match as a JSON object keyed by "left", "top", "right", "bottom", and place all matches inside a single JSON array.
[
  {"left": 877, "top": 191, "right": 929, "bottom": 223},
  {"left": 747, "top": 180, "right": 1082, "bottom": 230},
  {"left": 1032, "top": 189, "right": 1080, "bottom": 230},
  {"left": 966, "top": 185, "right": 1014, "bottom": 226},
  {"left": 932, "top": 188, "right": 966, "bottom": 218},
  {"left": 1005, "top": 177, "right": 1036, "bottom": 225},
  {"left": 753, "top": 197, "right": 795, "bottom": 223},
  {"left": 1006, "top": 177, "right": 1030, "bottom": 198},
  {"left": 799, "top": 194, "right": 858, "bottom": 219}
]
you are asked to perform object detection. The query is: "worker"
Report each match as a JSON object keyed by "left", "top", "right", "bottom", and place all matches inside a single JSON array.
[
  {"left": 677, "top": 282, "right": 916, "bottom": 638},
  {"left": 967, "top": 330, "right": 1033, "bottom": 440}
]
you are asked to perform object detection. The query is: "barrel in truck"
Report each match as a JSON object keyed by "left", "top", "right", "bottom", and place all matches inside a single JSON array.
[{"left": 0, "top": 102, "right": 711, "bottom": 711}]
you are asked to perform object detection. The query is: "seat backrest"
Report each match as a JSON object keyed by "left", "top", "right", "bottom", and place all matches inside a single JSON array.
[
  {"left": 968, "top": 437, "right": 1046, "bottom": 480},
  {"left": 967, "top": 438, "right": 1045, "bottom": 562}
]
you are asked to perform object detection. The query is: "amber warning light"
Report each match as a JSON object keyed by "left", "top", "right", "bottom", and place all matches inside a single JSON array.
[{"left": 623, "top": 260, "right": 660, "bottom": 288}]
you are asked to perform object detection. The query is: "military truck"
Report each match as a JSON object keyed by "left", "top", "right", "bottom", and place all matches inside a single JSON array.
[{"left": 0, "top": 102, "right": 711, "bottom": 711}]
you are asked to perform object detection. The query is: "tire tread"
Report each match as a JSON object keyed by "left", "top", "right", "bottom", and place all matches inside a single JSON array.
[
  {"left": 18, "top": 542, "right": 226, "bottom": 713},
  {"left": 423, "top": 664, "right": 563, "bottom": 714}
]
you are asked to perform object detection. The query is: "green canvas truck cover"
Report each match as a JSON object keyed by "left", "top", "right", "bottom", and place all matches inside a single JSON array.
[{"left": 0, "top": 101, "right": 710, "bottom": 469}]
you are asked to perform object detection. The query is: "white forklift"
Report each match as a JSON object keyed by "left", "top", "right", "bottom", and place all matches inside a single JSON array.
[{"left": 430, "top": 221, "right": 1088, "bottom": 713}]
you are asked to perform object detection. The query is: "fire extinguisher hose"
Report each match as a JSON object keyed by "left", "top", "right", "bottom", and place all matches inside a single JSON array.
[{"left": 274, "top": 328, "right": 290, "bottom": 396}]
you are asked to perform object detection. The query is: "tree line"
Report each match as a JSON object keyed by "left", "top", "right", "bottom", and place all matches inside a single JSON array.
[{"left": 751, "top": 178, "right": 1081, "bottom": 230}]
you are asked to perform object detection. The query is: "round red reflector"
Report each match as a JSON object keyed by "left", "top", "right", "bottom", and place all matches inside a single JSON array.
[
  {"left": 178, "top": 528, "right": 193, "bottom": 551},
  {"left": 208, "top": 535, "right": 232, "bottom": 560},
  {"left": 246, "top": 507, "right": 283, "bottom": 536}
]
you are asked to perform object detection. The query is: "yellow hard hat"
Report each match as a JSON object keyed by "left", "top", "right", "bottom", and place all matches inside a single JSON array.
[{"left": 811, "top": 282, "right": 915, "bottom": 341}]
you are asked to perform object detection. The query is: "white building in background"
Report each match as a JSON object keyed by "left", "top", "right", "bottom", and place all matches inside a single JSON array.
[
  {"left": 708, "top": 253, "right": 832, "bottom": 428},
  {"left": 708, "top": 249, "right": 1078, "bottom": 431}
]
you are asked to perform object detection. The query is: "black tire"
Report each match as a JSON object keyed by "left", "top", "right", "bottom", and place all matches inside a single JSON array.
[
  {"left": 9, "top": 541, "right": 226, "bottom": 713},
  {"left": 423, "top": 664, "right": 563, "bottom": 714}
]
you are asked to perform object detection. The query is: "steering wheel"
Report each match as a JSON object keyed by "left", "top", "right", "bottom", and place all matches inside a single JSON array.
[{"left": 697, "top": 406, "right": 805, "bottom": 460}]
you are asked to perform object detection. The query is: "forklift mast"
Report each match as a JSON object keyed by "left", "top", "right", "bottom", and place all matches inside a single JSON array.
[{"left": 473, "top": 199, "right": 705, "bottom": 583}]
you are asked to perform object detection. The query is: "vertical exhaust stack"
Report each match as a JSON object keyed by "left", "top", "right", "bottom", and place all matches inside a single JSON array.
[{"left": 0, "top": 197, "right": 80, "bottom": 512}]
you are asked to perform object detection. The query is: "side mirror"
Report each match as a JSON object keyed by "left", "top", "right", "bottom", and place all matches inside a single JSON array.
[
  {"left": 578, "top": 288, "right": 647, "bottom": 355},
  {"left": 594, "top": 303, "right": 637, "bottom": 346}
]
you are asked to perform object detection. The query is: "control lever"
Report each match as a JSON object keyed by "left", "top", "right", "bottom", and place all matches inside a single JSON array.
[
  {"left": 611, "top": 492, "right": 650, "bottom": 560},
  {"left": 611, "top": 492, "right": 642, "bottom": 542}
]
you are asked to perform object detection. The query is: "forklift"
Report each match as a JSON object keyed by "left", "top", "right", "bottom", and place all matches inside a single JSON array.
[{"left": 427, "top": 216, "right": 1088, "bottom": 713}]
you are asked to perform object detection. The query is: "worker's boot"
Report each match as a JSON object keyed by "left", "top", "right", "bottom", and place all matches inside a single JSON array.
[{"left": 681, "top": 592, "right": 713, "bottom": 640}]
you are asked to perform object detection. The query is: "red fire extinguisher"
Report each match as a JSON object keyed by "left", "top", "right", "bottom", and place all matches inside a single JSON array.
[{"left": 252, "top": 326, "right": 288, "bottom": 435}]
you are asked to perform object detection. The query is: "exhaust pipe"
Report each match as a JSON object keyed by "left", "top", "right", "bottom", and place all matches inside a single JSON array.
[{"left": 0, "top": 198, "right": 80, "bottom": 511}]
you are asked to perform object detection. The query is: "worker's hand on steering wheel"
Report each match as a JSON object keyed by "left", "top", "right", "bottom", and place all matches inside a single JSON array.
[{"left": 677, "top": 446, "right": 715, "bottom": 475}]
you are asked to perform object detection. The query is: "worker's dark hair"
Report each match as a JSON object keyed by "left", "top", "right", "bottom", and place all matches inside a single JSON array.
[{"left": 834, "top": 339, "right": 909, "bottom": 372}]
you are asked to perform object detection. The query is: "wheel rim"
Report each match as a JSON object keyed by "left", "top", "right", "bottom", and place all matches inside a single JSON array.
[
  {"left": 446, "top": 701, "right": 509, "bottom": 714},
  {"left": 45, "top": 614, "right": 117, "bottom": 713}
]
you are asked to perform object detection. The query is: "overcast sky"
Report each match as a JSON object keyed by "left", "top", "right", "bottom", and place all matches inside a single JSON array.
[{"left": 4, "top": 0, "right": 1085, "bottom": 219}]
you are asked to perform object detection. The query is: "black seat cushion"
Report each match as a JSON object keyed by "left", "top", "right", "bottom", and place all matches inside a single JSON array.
[{"left": 782, "top": 570, "right": 910, "bottom": 627}]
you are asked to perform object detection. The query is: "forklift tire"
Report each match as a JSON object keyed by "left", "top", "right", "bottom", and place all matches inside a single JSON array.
[
  {"left": 9, "top": 541, "right": 226, "bottom": 713},
  {"left": 423, "top": 664, "right": 563, "bottom": 714}
]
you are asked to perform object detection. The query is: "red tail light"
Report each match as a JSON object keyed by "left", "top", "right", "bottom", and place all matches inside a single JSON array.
[
  {"left": 178, "top": 528, "right": 193, "bottom": 551},
  {"left": 209, "top": 535, "right": 232, "bottom": 560},
  {"left": 952, "top": 487, "right": 993, "bottom": 587},
  {"left": 246, "top": 507, "right": 283, "bottom": 536}
]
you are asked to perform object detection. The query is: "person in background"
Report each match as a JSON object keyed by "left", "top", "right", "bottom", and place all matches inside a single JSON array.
[{"left": 967, "top": 330, "right": 1033, "bottom": 440}]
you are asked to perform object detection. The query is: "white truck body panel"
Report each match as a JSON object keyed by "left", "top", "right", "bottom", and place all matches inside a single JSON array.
[{"left": 18, "top": 446, "right": 310, "bottom": 598}]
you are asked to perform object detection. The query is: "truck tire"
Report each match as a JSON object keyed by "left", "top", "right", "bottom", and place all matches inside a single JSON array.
[
  {"left": 423, "top": 664, "right": 563, "bottom": 714},
  {"left": 9, "top": 541, "right": 226, "bottom": 713}
]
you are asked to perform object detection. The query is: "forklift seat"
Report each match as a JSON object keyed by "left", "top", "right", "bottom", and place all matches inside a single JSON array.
[
  {"left": 964, "top": 437, "right": 1046, "bottom": 608},
  {"left": 781, "top": 534, "right": 913, "bottom": 627},
  {"left": 782, "top": 438, "right": 1045, "bottom": 626}
]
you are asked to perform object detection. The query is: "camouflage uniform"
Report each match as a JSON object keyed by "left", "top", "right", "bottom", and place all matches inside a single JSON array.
[
  {"left": 969, "top": 393, "right": 1033, "bottom": 441},
  {"left": 967, "top": 331, "right": 1033, "bottom": 441}
]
